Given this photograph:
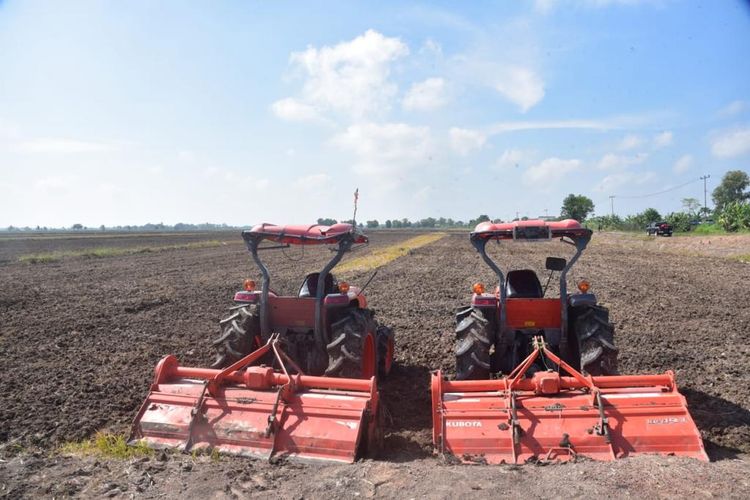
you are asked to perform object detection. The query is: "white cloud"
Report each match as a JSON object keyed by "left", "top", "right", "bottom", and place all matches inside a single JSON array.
[
  {"left": 403, "top": 77, "right": 447, "bottom": 111},
  {"left": 271, "top": 97, "right": 319, "bottom": 122},
  {"left": 293, "top": 173, "right": 330, "bottom": 191},
  {"left": 718, "top": 100, "right": 747, "bottom": 117},
  {"left": 177, "top": 150, "right": 196, "bottom": 162},
  {"left": 597, "top": 152, "right": 647, "bottom": 170},
  {"left": 493, "top": 66, "right": 545, "bottom": 113},
  {"left": 672, "top": 154, "right": 693, "bottom": 174},
  {"left": 34, "top": 176, "right": 76, "bottom": 195},
  {"left": 523, "top": 157, "right": 582, "bottom": 186},
  {"left": 652, "top": 131, "right": 673, "bottom": 148},
  {"left": 284, "top": 30, "right": 409, "bottom": 120},
  {"left": 536, "top": 0, "right": 663, "bottom": 12},
  {"left": 594, "top": 171, "right": 656, "bottom": 193},
  {"left": 617, "top": 134, "right": 643, "bottom": 151},
  {"left": 449, "top": 127, "right": 486, "bottom": 155},
  {"left": 414, "top": 185, "right": 434, "bottom": 202},
  {"left": 711, "top": 128, "right": 750, "bottom": 158},
  {"left": 202, "top": 167, "right": 269, "bottom": 190},
  {"left": 332, "top": 122, "right": 432, "bottom": 176},
  {"left": 11, "top": 138, "right": 113, "bottom": 154},
  {"left": 494, "top": 149, "right": 528, "bottom": 170},
  {"left": 488, "top": 118, "right": 618, "bottom": 134}
]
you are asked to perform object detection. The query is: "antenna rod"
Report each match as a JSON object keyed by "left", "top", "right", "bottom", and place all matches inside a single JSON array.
[
  {"left": 699, "top": 175, "right": 710, "bottom": 215},
  {"left": 352, "top": 188, "right": 359, "bottom": 225}
]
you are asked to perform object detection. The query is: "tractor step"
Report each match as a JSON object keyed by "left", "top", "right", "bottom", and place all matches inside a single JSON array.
[
  {"left": 431, "top": 337, "right": 707, "bottom": 464},
  {"left": 130, "top": 335, "right": 380, "bottom": 463}
]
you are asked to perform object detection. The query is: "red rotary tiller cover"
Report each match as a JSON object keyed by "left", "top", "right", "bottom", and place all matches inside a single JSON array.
[
  {"left": 431, "top": 337, "right": 707, "bottom": 464},
  {"left": 130, "top": 335, "right": 381, "bottom": 463}
]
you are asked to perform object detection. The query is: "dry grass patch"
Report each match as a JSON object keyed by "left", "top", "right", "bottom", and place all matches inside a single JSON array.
[{"left": 337, "top": 232, "right": 447, "bottom": 273}]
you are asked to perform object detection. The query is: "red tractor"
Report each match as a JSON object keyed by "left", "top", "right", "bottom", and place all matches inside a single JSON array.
[
  {"left": 431, "top": 219, "right": 706, "bottom": 463},
  {"left": 130, "top": 223, "right": 393, "bottom": 463},
  {"left": 211, "top": 223, "right": 394, "bottom": 380},
  {"left": 454, "top": 219, "right": 617, "bottom": 380}
]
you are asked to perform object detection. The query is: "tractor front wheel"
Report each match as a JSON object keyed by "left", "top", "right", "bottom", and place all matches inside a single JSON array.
[{"left": 455, "top": 307, "right": 492, "bottom": 380}]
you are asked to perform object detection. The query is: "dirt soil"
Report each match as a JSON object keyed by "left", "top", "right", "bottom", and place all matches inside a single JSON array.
[{"left": 1, "top": 230, "right": 749, "bottom": 498}]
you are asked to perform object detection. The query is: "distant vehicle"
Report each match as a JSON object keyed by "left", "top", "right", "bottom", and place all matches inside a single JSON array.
[{"left": 647, "top": 221, "right": 673, "bottom": 236}]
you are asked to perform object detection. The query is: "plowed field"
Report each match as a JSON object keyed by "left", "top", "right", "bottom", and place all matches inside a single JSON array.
[{"left": 1, "top": 230, "right": 749, "bottom": 498}]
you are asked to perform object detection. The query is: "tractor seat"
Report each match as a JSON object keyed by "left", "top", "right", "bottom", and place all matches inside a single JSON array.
[
  {"left": 299, "top": 272, "right": 338, "bottom": 298},
  {"left": 505, "top": 269, "right": 543, "bottom": 299}
]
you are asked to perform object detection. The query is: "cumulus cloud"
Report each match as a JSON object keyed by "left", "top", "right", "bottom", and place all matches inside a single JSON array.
[
  {"left": 594, "top": 171, "right": 656, "bottom": 193},
  {"left": 11, "top": 138, "right": 113, "bottom": 154},
  {"left": 652, "top": 131, "right": 673, "bottom": 148},
  {"left": 271, "top": 97, "right": 319, "bottom": 122},
  {"left": 718, "top": 100, "right": 747, "bottom": 117},
  {"left": 403, "top": 77, "right": 447, "bottom": 111},
  {"left": 672, "top": 154, "right": 693, "bottom": 174},
  {"left": 449, "top": 127, "right": 486, "bottom": 155},
  {"left": 332, "top": 122, "right": 432, "bottom": 176},
  {"left": 711, "top": 128, "right": 750, "bottom": 158},
  {"left": 617, "top": 134, "right": 644, "bottom": 151},
  {"left": 34, "top": 175, "right": 76, "bottom": 195},
  {"left": 536, "top": 0, "right": 662, "bottom": 12},
  {"left": 597, "top": 152, "right": 647, "bottom": 170},
  {"left": 494, "top": 149, "right": 528, "bottom": 170},
  {"left": 283, "top": 30, "right": 409, "bottom": 121},
  {"left": 523, "top": 157, "right": 582, "bottom": 186},
  {"left": 293, "top": 173, "right": 330, "bottom": 191},
  {"left": 493, "top": 66, "right": 545, "bottom": 113}
]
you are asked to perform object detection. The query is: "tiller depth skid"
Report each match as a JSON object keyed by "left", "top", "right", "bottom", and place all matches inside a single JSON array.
[
  {"left": 432, "top": 337, "right": 707, "bottom": 463},
  {"left": 130, "top": 334, "right": 380, "bottom": 463}
]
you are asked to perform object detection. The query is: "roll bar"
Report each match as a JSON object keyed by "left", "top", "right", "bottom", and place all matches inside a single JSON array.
[
  {"left": 469, "top": 219, "right": 592, "bottom": 359},
  {"left": 241, "top": 223, "right": 367, "bottom": 355}
]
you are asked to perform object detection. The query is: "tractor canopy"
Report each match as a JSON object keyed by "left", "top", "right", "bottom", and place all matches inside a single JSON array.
[
  {"left": 472, "top": 219, "right": 591, "bottom": 244},
  {"left": 243, "top": 223, "right": 368, "bottom": 246}
]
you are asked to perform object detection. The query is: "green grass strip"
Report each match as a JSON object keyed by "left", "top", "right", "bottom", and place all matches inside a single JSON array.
[
  {"left": 18, "top": 240, "right": 229, "bottom": 264},
  {"left": 59, "top": 433, "right": 154, "bottom": 460}
]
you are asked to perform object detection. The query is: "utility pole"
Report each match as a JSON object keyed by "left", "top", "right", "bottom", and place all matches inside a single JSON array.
[
  {"left": 609, "top": 195, "right": 615, "bottom": 216},
  {"left": 699, "top": 175, "right": 710, "bottom": 214}
]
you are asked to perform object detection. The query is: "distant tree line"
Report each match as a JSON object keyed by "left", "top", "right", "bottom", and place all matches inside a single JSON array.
[
  {"left": 588, "top": 170, "right": 750, "bottom": 233},
  {"left": 317, "top": 215, "right": 494, "bottom": 229},
  {"left": 4, "top": 222, "right": 241, "bottom": 232}
]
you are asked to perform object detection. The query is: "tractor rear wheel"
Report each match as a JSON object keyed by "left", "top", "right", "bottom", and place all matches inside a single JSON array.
[
  {"left": 455, "top": 307, "right": 492, "bottom": 380},
  {"left": 210, "top": 304, "right": 260, "bottom": 369},
  {"left": 572, "top": 304, "right": 618, "bottom": 376},
  {"left": 325, "top": 309, "right": 376, "bottom": 379},
  {"left": 376, "top": 325, "right": 395, "bottom": 380}
]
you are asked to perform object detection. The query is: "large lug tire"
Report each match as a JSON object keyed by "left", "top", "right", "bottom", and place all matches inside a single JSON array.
[
  {"left": 376, "top": 325, "right": 395, "bottom": 380},
  {"left": 210, "top": 304, "right": 260, "bottom": 369},
  {"left": 325, "top": 308, "right": 377, "bottom": 379},
  {"left": 572, "top": 304, "right": 618, "bottom": 376},
  {"left": 455, "top": 307, "right": 492, "bottom": 380}
]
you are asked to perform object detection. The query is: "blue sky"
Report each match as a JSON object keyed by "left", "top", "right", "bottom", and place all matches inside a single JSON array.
[{"left": 1, "top": 0, "right": 749, "bottom": 227}]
